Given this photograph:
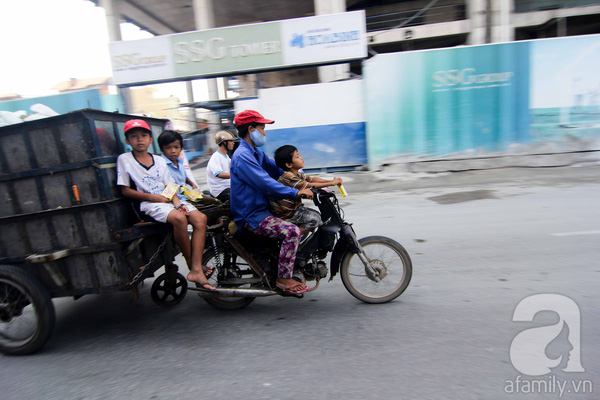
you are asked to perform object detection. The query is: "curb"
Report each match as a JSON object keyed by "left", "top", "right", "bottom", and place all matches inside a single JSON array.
[{"left": 404, "top": 150, "right": 600, "bottom": 174}]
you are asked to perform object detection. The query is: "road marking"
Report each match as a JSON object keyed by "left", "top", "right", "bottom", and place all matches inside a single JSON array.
[{"left": 551, "top": 230, "right": 600, "bottom": 237}]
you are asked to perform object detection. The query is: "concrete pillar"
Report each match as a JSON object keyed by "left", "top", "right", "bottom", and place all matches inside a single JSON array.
[
  {"left": 99, "top": 0, "right": 132, "bottom": 113},
  {"left": 557, "top": 16, "right": 567, "bottom": 37},
  {"left": 184, "top": 80, "right": 198, "bottom": 131},
  {"left": 194, "top": 0, "right": 215, "bottom": 30},
  {"left": 100, "top": 0, "right": 122, "bottom": 42},
  {"left": 314, "top": 0, "right": 345, "bottom": 14},
  {"left": 491, "top": 0, "right": 514, "bottom": 42},
  {"left": 186, "top": 81, "right": 196, "bottom": 129},
  {"left": 234, "top": 75, "right": 258, "bottom": 98},
  {"left": 314, "top": 0, "right": 350, "bottom": 82},
  {"left": 467, "top": 0, "right": 488, "bottom": 45},
  {"left": 192, "top": 0, "right": 220, "bottom": 133}
]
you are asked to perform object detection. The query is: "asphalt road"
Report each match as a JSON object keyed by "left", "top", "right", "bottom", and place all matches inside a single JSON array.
[{"left": 1, "top": 164, "right": 599, "bottom": 399}]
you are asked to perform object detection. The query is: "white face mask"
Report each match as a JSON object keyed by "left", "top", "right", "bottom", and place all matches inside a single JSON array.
[{"left": 249, "top": 129, "right": 266, "bottom": 147}]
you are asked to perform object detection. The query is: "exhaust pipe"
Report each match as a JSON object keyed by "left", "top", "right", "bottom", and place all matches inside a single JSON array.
[{"left": 188, "top": 287, "right": 279, "bottom": 297}]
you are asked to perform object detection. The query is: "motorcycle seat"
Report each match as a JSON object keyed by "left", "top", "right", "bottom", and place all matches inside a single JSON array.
[{"left": 233, "top": 224, "right": 281, "bottom": 249}]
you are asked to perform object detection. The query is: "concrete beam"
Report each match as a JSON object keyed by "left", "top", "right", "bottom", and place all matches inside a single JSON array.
[
  {"left": 512, "top": 5, "right": 600, "bottom": 28},
  {"left": 368, "top": 20, "right": 471, "bottom": 45},
  {"left": 118, "top": 0, "right": 177, "bottom": 35}
]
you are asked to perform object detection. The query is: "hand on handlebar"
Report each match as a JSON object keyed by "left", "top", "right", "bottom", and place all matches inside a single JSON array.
[{"left": 298, "top": 188, "right": 313, "bottom": 199}]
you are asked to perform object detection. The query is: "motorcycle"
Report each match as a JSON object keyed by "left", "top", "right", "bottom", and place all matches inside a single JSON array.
[{"left": 187, "top": 187, "right": 412, "bottom": 310}]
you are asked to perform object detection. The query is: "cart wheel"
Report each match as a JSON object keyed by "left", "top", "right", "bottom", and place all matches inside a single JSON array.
[
  {"left": 0, "top": 265, "right": 56, "bottom": 355},
  {"left": 151, "top": 273, "right": 188, "bottom": 307}
]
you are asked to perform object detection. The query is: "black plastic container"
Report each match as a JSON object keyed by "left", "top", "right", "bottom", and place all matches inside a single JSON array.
[{"left": 0, "top": 109, "right": 173, "bottom": 297}]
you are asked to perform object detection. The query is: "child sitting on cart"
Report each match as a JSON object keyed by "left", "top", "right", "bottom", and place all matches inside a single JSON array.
[
  {"left": 158, "top": 130, "right": 199, "bottom": 190},
  {"left": 116, "top": 119, "right": 215, "bottom": 290}
]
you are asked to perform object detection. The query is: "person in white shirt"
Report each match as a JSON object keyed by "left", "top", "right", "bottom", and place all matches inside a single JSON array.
[
  {"left": 116, "top": 119, "right": 215, "bottom": 290},
  {"left": 206, "top": 131, "right": 236, "bottom": 202}
]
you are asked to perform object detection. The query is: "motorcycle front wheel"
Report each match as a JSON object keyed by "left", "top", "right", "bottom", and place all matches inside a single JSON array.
[
  {"left": 198, "top": 247, "right": 256, "bottom": 311},
  {"left": 340, "top": 236, "right": 412, "bottom": 304}
]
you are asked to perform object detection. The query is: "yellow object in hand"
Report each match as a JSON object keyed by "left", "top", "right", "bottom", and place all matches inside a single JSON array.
[
  {"left": 181, "top": 185, "right": 203, "bottom": 201},
  {"left": 161, "top": 183, "right": 180, "bottom": 200},
  {"left": 338, "top": 183, "right": 348, "bottom": 197}
]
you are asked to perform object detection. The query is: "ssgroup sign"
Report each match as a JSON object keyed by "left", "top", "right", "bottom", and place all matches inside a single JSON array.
[
  {"left": 365, "top": 41, "right": 531, "bottom": 164},
  {"left": 364, "top": 34, "right": 600, "bottom": 165},
  {"left": 109, "top": 11, "right": 366, "bottom": 86}
]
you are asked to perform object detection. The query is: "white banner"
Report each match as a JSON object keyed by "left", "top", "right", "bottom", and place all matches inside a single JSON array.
[
  {"left": 109, "top": 11, "right": 366, "bottom": 86},
  {"left": 109, "top": 36, "right": 172, "bottom": 85},
  {"left": 281, "top": 11, "right": 367, "bottom": 66}
]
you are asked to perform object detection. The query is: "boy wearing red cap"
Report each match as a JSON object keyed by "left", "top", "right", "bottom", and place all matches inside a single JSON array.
[
  {"left": 230, "top": 110, "right": 312, "bottom": 294},
  {"left": 116, "top": 119, "right": 215, "bottom": 290}
]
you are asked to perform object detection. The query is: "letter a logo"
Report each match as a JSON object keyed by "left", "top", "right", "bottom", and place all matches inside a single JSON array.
[{"left": 510, "top": 294, "right": 584, "bottom": 376}]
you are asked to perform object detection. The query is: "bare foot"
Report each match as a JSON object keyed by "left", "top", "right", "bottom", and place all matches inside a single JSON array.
[
  {"left": 202, "top": 266, "right": 215, "bottom": 277},
  {"left": 187, "top": 272, "right": 216, "bottom": 290}
]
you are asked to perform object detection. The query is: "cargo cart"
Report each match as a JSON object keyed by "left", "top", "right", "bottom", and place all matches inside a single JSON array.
[{"left": 0, "top": 109, "right": 207, "bottom": 355}]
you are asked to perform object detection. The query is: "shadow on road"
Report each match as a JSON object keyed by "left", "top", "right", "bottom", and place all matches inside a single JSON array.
[{"left": 45, "top": 281, "right": 407, "bottom": 354}]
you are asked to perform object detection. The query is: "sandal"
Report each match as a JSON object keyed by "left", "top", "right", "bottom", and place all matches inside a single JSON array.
[{"left": 276, "top": 281, "right": 308, "bottom": 294}]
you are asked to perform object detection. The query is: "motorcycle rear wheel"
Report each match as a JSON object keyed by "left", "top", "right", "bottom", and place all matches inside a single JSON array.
[
  {"left": 199, "top": 247, "right": 256, "bottom": 311},
  {"left": 340, "top": 236, "right": 412, "bottom": 304}
]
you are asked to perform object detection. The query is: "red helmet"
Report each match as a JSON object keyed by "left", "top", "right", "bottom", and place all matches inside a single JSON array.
[
  {"left": 233, "top": 110, "right": 274, "bottom": 127},
  {"left": 124, "top": 119, "right": 151, "bottom": 134}
]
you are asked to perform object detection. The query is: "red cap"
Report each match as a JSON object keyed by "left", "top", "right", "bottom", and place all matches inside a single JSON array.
[
  {"left": 233, "top": 110, "right": 274, "bottom": 127},
  {"left": 124, "top": 119, "right": 151, "bottom": 134}
]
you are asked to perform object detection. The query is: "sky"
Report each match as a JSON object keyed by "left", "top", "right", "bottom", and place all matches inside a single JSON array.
[{"left": 0, "top": 0, "right": 151, "bottom": 97}]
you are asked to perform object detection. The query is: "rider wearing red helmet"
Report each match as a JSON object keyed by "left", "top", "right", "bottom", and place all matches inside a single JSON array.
[{"left": 230, "top": 110, "right": 312, "bottom": 294}]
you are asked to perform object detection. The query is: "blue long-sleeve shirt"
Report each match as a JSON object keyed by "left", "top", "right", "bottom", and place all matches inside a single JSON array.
[{"left": 230, "top": 140, "right": 298, "bottom": 228}]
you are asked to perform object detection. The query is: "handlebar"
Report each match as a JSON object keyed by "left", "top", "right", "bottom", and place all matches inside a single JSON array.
[
  {"left": 299, "top": 187, "right": 337, "bottom": 200},
  {"left": 311, "top": 187, "right": 335, "bottom": 196}
]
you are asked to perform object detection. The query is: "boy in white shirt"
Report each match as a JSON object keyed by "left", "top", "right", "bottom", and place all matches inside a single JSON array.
[
  {"left": 116, "top": 119, "right": 215, "bottom": 290},
  {"left": 206, "top": 131, "right": 236, "bottom": 202}
]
